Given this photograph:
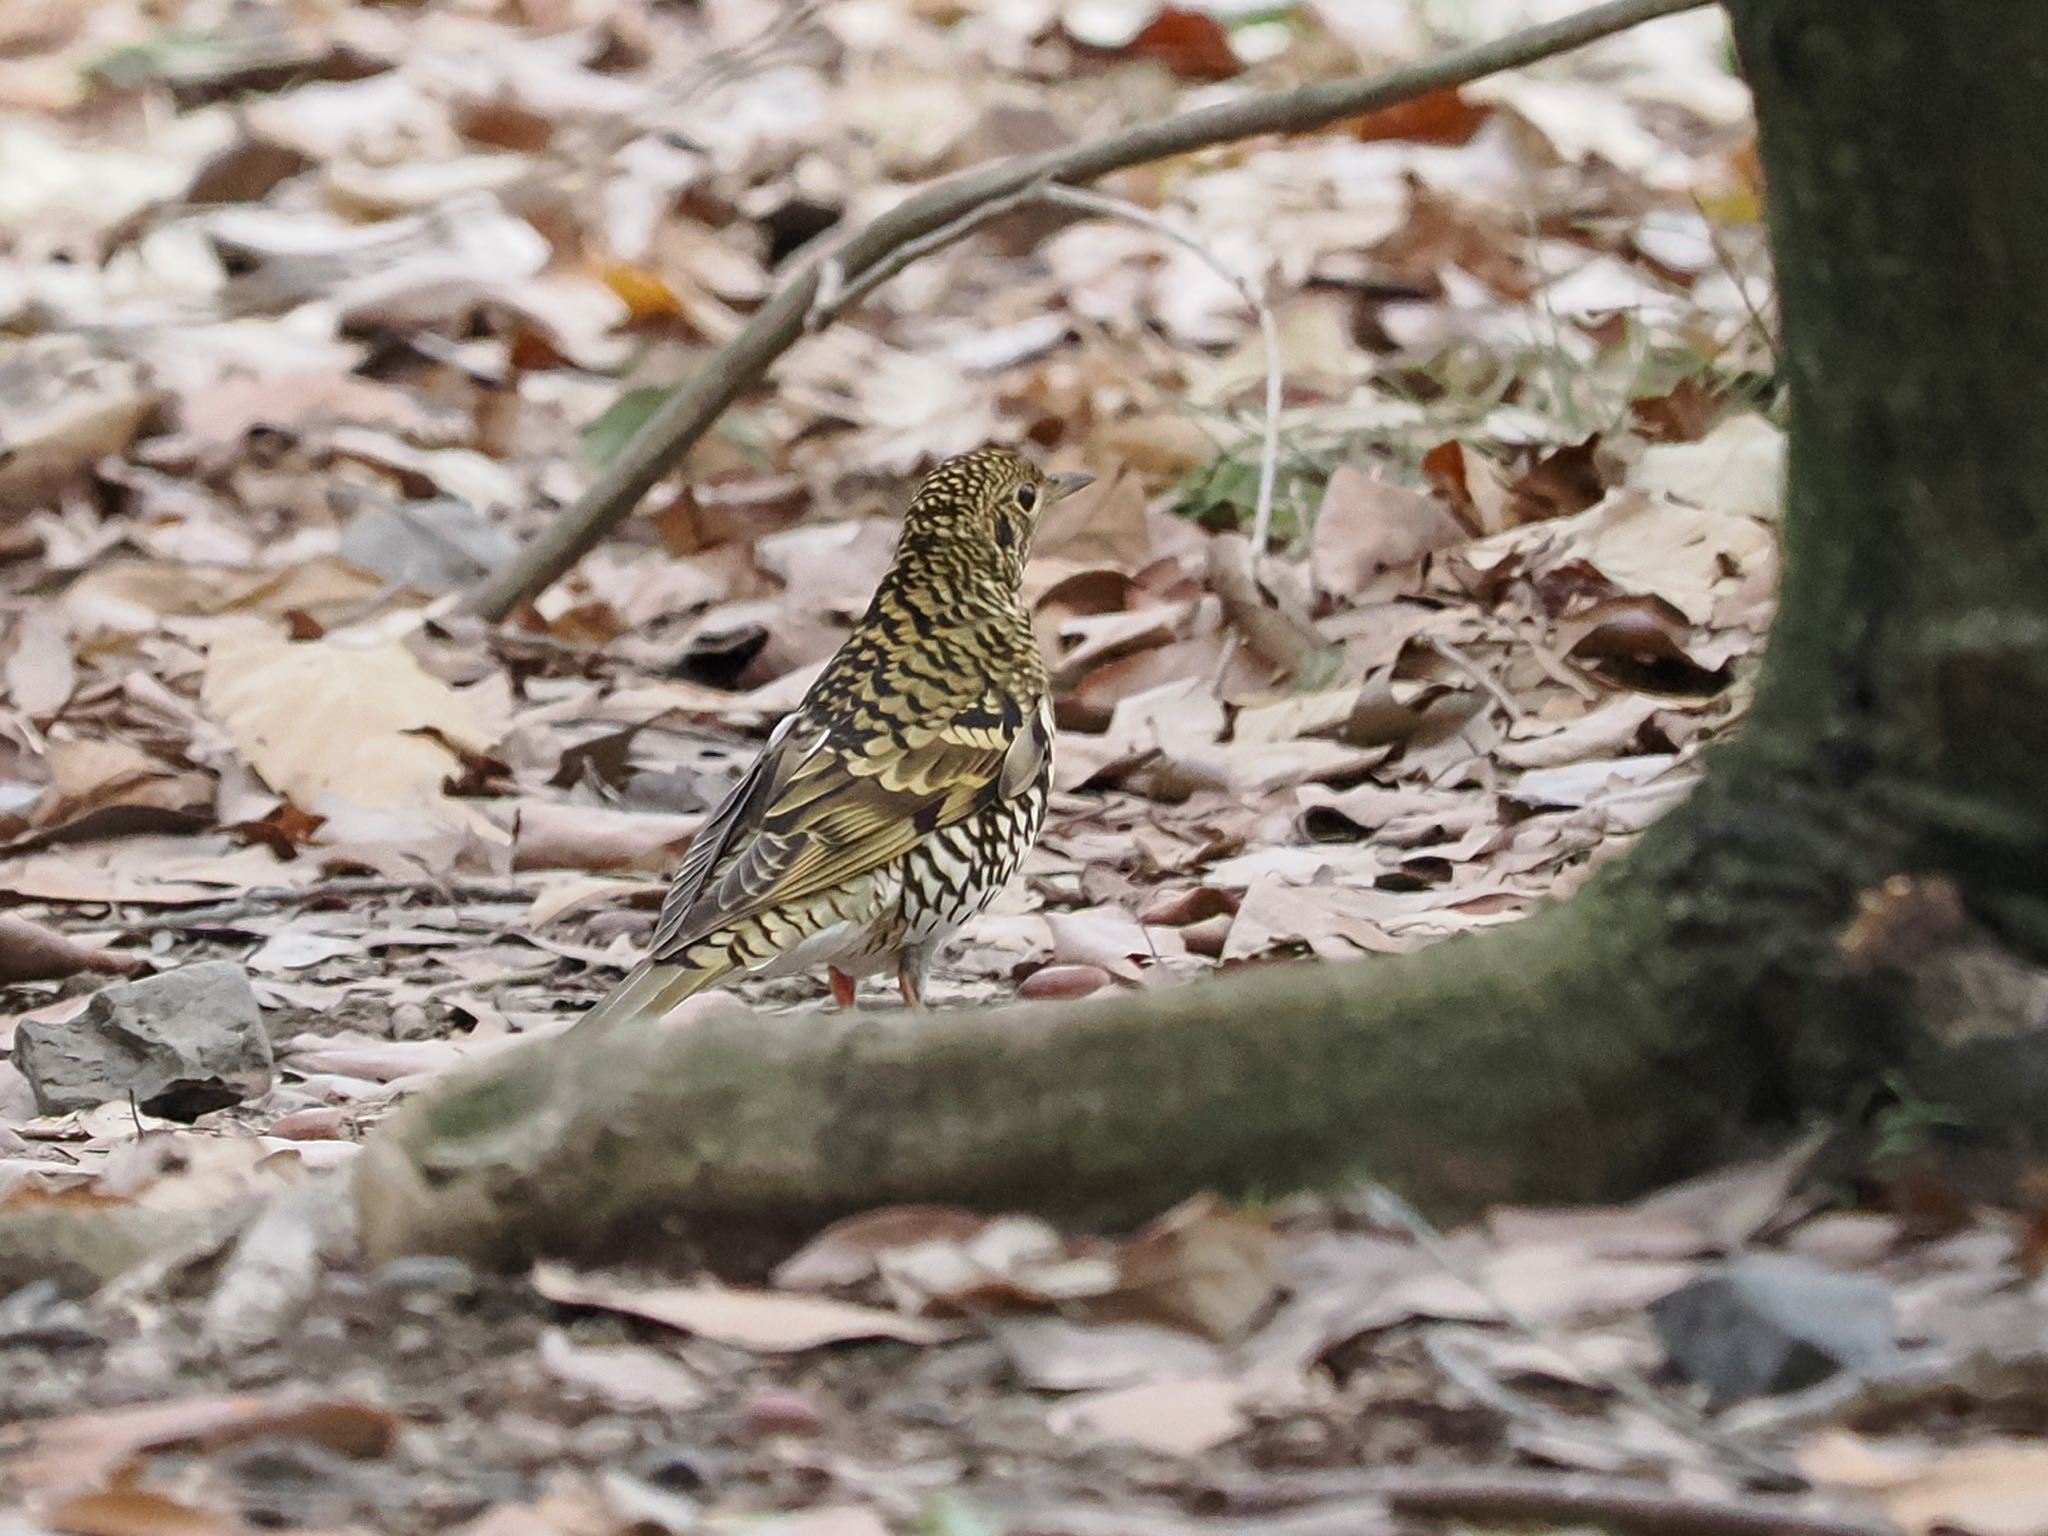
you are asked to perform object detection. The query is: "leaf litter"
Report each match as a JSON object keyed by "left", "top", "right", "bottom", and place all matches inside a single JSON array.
[{"left": 0, "top": 0, "right": 2040, "bottom": 1532}]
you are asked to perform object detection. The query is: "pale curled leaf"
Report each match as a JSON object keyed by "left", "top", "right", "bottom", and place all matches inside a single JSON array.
[
  {"left": 201, "top": 633, "right": 498, "bottom": 820},
  {"left": 531, "top": 1263, "right": 963, "bottom": 1352}
]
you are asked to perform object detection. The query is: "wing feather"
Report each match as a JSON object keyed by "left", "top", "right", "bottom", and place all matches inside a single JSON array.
[{"left": 647, "top": 694, "right": 1040, "bottom": 964}]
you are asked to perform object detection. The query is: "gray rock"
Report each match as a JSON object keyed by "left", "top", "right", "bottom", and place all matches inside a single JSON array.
[
  {"left": 12, "top": 960, "right": 271, "bottom": 1118},
  {"left": 1651, "top": 1252, "right": 1899, "bottom": 1405},
  {"left": 340, "top": 497, "right": 513, "bottom": 594}
]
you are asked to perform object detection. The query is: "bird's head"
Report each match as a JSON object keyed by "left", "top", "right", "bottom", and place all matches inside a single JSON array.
[{"left": 897, "top": 446, "right": 1094, "bottom": 590}]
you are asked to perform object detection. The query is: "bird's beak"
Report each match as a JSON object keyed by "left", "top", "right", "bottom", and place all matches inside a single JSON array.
[{"left": 1045, "top": 470, "right": 1095, "bottom": 501}]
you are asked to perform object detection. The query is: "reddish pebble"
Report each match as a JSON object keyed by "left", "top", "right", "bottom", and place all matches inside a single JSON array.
[
  {"left": 1017, "top": 963, "right": 1115, "bottom": 1000},
  {"left": 270, "top": 1106, "right": 350, "bottom": 1140},
  {"left": 742, "top": 1387, "right": 825, "bottom": 1438}
]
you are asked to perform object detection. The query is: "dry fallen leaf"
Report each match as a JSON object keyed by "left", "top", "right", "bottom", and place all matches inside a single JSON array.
[
  {"left": 537, "top": 1328, "right": 708, "bottom": 1411},
  {"left": 1106, "top": 1194, "right": 1280, "bottom": 1342},
  {"left": 7, "top": 1393, "right": 400, "bottom": 1500},
  {"left": 201, "top": 633, "right": 498, "bottom": 822},
  {"left": 1802, "top": 1433, "right": 2048, "bottom": 1536},
  {"left": 1046, "top": 1375, "right": 1248, "bottom": 1457},
  {"left": 1309, "top": 464, "right": 1467, "bottom": 599},
  {"left": 531, "top": 1263, "right": 963, "bottom": 1352}
]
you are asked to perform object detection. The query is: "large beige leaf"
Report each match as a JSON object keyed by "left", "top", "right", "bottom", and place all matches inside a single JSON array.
[{"left": 201, "top": 634, "right": 492, "bottom": 814}]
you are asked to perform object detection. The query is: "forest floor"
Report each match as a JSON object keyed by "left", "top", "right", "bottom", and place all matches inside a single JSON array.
[{"left": 1, "top": 0, "right": 2044, "bottom": 1531}]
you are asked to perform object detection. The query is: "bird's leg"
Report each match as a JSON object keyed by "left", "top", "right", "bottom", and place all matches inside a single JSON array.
[
  {"left": 828, "top": 966, "right": 857, "bottom": 1009},
  {"left": 897, "top": 968, "right": 924, "bottom": 1010}
]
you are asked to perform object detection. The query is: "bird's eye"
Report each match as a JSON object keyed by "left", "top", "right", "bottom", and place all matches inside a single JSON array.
[{"left": 1014, "top": 484, "right": 1038, "bottom": 512}]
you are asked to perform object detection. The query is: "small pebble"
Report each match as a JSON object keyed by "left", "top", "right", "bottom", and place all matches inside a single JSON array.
[
  {"left": 742, "top": 1387, "right": 826, "bottom": 1439},
  {"left": 270, "top": 1105, "right": 350, "bottom": 1140},
  {"left": 1016, "top": 963, "right": 1115, "bottom": 1000}
]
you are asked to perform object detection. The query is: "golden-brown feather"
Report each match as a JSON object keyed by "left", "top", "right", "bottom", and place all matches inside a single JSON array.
[{"left": 574, "top": 445, "right": 1085, "bottom": 1029}]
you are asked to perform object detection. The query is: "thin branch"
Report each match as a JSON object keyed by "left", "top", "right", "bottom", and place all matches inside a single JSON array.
[
  {"left": 1361, "top": 1184, "right": 1803, "bottom": 1488},
  {"left": 813, "top": 180, "right": 1285, "bottom": 552},
  {"left": 1039, "top": 184, "right": 1282, "bottom": 552},
  {"left": 1020, "top": 1471, "right": 1889, "bottom": 1536},
  {"left": 107, "top": 877, "right": 541, "bottom": 932},
  {"left": 1689, "top": 190, "right": 1781, "bottom": 368},
  {"left": 462, "top": 0, "right": 1714, "bottom": 620},
  {"left": 1423, "top": 633, "right": 1528, "bottom": 722},
  {"left": 807, "top": 181, "right": 1050, "bottom": 329},
  {"left": 1378, "top": 1472, "right": 1891, "bottom": 1536}
]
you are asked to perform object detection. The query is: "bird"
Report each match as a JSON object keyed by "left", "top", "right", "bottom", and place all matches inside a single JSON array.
[{"left": 576, "top": 446, "right": 1093, "bottom": 1030}]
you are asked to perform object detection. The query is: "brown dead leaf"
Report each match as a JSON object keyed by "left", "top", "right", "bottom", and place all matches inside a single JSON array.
[
  {"left": 61, "top": 558, "right": 389, "bottom": 637},
  {"left": 1348, "top": 86, "right": 1490, "bottom": 145},
  {"left": 1043, "top": 905, "right": 1155, "bottom": 978},
  {"left": 1507, "top": 437, "right": 1608, "bottom": 526},
  {"left": 1031, "top": 468, "right": 1153, "bottom": 585},
  {"left": 537, "top": 1329, "right": 707, "bottom": 1411},
  {"left": 774, "top": 1205, "right": 997, "bottom": 1291},
  {"left": 1801, "top": 1433, "right": 2048, "bottom": 1536},
  {"left": 1629, "top": 376, "right": 1735, "bottom": 442},
  {"left": 756, "top": 519, "right": 901, "bottom": 624},
  {"left": 225, "top": 799, "right": 327, "bottom": 859},
  {"left": 1064, "top": 635, "right": 1231, "bottom": 731},
  {"left": 1425, "top": 441, "right": 1516, "bottom": 540},
  {"left": 1309, "top": 465, "right": 1468, "bottom": 599},
  {"left": 1207, "top": 534, "right": 1320, "bottom": 675},
  {"left": 1047, "top": 1375, "right": 1248, "bottom": 1456},
  {"left": 1556, "top": 593, "right": 1725, "bottom": 692},
  {"left": 1628, "top": 412, "right": 1787, "bottom": 522},
  {"left": 41, "top": 1480, "right": 238, "bottom": 1536},
  {"left": 8, "top": 1394, "right": 399, "bottom": 1500},
  {"left": 202, "top": 634, "right": 496, "bottom": 819},
  {"left": 1072, "top": 8, "right": 1242, "bottom": 81},
  {"left": 1496, "top": 695, "right": 1663, "bottom": 770},
  {"left": 992, "top": 1316, "right": 1225, "bottom": 1392},
  {"left": 1106, "top": 1195, "right": 1280, "bottom": 1341},
  {"left": 1222, "top": 875, "right": 1404, "bottom": 960},
  {"left": 5, "top": 612, "right": 76, "bottom": 717},
  {"left": 1057, "top": 677, "right": 1224, "bottom": 792},
  {"left": 531, "top": 1264, "right": 962, "bottom": 1352},
  {"left": 0, "top": 338, "right": 156, "bottom": 510},
  {"left": 25, "top": 735, "right": 211, "bottom": 836},
  {"left": 510, "top": 801, "right": 701, "bottom": 873}
]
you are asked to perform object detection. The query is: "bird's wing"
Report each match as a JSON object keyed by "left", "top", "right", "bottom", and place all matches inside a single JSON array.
[{"left": 648, "top": 691, "right": 1052, "bottom": 964}]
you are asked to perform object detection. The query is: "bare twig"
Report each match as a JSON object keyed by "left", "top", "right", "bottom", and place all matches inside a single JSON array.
[
  {"left": 1038, "top": 184, "right": 1282, "bottom": 551},
  {"left": 1689, "top": 191, "right": 1781, "bottom": 367},
  {"left": 462, "top": 0, "right": 1713, "bottom": 620},
  {"left": 1721, "top": 1345, "right": 2048, "bottom": 1438},
  {"left": 814, "top": 179, "right": 1285, "bottom": 552},
  {"left": 109, "top": 877, "right": 540, "bottom": 932},
  {"left": 1423, "top": 633, "right": 1528, "bottom": 722},
  {"left": 1379, "top": 1471, "right": 1890, "bottom": 1536},
  {"left": 1033, "top": 1470, "right": 1889, "bottom": 1536},
  {"left": 1424, "top": 1328, "right": 1657, "bottom": 1469},
  {"left": 1359, "top": 1184, "right": 1803, "bottom": 1488},
  {"left": 807, "top": 181, "right": 1050, "bottom": 329}
]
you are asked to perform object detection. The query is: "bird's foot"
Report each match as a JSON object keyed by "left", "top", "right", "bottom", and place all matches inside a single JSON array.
[{"left": 829, "top": 966, "right": 857, "bottom": 1009}]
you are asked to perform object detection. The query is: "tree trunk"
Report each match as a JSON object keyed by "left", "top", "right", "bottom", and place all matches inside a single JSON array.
[{"left": 354, "top": 0, "right": 2048, "bottom": 1266}]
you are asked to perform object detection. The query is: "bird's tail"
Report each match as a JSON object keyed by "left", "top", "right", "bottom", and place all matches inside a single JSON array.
[{"left": 572, "top": 957, "right": 732, "bottom": 1036}]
